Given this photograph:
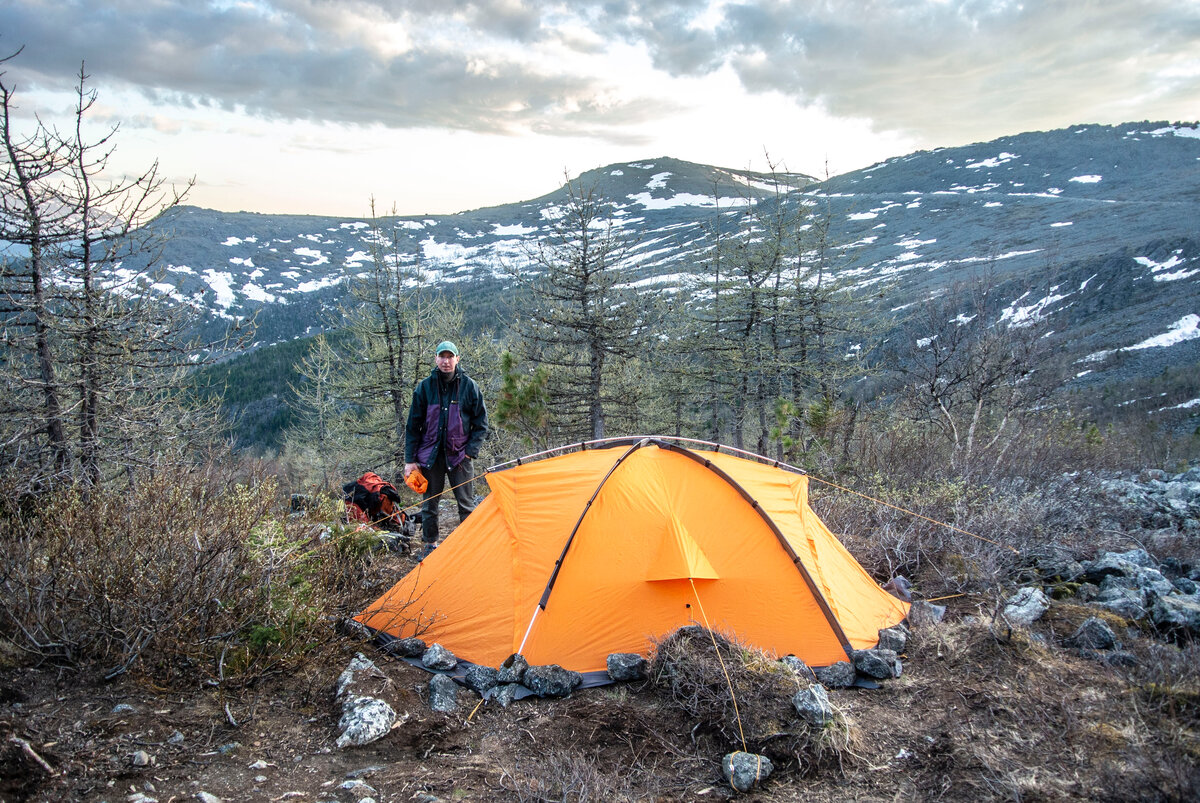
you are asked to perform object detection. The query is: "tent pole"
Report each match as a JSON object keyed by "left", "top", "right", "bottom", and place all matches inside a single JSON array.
[{"left": 517, "top": 605, "right": 542, "bottom": 656}]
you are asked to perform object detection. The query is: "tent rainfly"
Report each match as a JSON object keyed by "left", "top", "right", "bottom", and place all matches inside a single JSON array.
[{"left": 355, "top": 438, "right": 909, "bottom": 679}]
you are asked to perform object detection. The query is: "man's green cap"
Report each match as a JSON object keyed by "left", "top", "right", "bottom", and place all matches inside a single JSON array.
[{"left": 434, "top": 341, "right": 459, "bottom": 356}]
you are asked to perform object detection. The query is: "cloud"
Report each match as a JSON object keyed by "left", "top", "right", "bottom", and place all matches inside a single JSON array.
[
  {"left": 616, "top": 0, "right": 1200, "bottom": 140},
  {"left": 2, "top": 0, "right": 1197, "bottom": 151}
]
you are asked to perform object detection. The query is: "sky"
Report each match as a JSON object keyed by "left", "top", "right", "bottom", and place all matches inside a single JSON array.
[{"left": 1, "top": 0, "right": 1198, "bottom": 218}]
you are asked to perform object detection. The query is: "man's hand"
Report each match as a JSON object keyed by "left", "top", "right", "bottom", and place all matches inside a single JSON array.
[{"left": 404, "top": 462, "right": 419, "bottom": 478}]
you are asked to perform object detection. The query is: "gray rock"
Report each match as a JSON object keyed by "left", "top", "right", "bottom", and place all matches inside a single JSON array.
[
  {"left": 340, "top": 780, "right": 377, "bottom": 797},
  {"left": 779, "top": 655, "right": 817, "bottom": 683},
  {"left": 335, "top": 653, "right": 382, "bottom": 699},
  {"left": 111, "top": 703, "right": 137, "bottom": 715},
  {"left": 428, "top": 674, "right": 460, "bottom": 713},
  {"left": 877, "top": 626, "right": 908, "bottom": 653},
  {"left": 131, "top": 749, "right": 152, "bottom": 767},
  {"left": 792, "top": 684, "right": 833, "bottom": 727},
  {"left": 813, "top": 661, "right": 856, "bottom": 689},
  {"left": 1065, "top": 617, "right": 1117, "bottom": 650},
  {"left": 489, "top": 683, "right": 520, "bottom": 707},
  {"left": 721, "top": 751, "right": 774, "bottom": 793},
  {"left": 523, "top": 664, "right": 582, "bottom": 698},
  {"left": 1095, "top": 586, "right": 1148, "bottom": 620},
  {"left": 462, "top": 664, "right": 499, "bottom": 695},
  {"left": 852, "top": 648, "right": 902, "bottom": 679},
  {"left": 1104, "top": 651, "right": 1140, "bottom": 668},
  {"left": 1149, "top": 593, "right": 1200, "bottom": 636},
  {"left": 1003, "top": 587, "right": 1051, "bottom": 627},
  {"left": 496, "top": 653, "right": 528, "bottom": 684},
  {"left": 907, "top": 600, "right": 946, "bottom": 628},
  {"left": 422, "top": 643, "right": 458, "bottom": 671},
  {"left": 382, "top": 637, "right": 426, "bottom": 658},
  {"left": 196, "top": 793, "right": 222, "bottom": 803},
  {"left": 336, "top": 696, "right": 397, "bottom": 748},
  {"left": 167, "top": 731, "right": 184, "bottom": 744},
  {"left": 1174, "top": 577, "right": 1199, "bottom": 595},
  {"left": 606, "top": 653, "right": 647, "bottom": 682}
]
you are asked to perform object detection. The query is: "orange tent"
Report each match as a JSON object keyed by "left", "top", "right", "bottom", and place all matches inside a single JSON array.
[{"left": 355, "top": 438, "right": 908, "bottom": 675}]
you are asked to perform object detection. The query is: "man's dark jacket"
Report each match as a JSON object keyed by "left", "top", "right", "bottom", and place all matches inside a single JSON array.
[{"left": 404, "top": 365, "right": 488, "bottom": 470}]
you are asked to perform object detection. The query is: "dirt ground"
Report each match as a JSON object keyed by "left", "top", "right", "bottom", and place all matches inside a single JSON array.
[{"left": 2, "top": 590, "right": 1199, "bottom": 802}]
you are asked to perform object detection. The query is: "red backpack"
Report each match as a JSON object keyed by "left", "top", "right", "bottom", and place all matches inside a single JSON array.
[{"left": 343, "top": 471, "right": 405, "bottom": 530}]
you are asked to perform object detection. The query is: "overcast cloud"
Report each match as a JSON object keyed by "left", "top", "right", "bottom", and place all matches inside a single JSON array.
[
  {"left": 6, "top": 1, "right": 1197, "bottom": 139},
  {"left": 1, "top": 0, "right": 1196, "bottom": 215}
]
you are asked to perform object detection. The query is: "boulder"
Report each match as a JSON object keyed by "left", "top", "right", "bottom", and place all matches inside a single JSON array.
[
  {"left": 877, "top": 625, "right": 908, "bottom": 653},
  {"left": 780, "top": 655, "right": 817, "bottom": 683},
  {"left": 462, "top": 664, "right": 499, "bottom": 695},
  {"left": 1065, "top": 617, "right": 1117, "bottom": 650},
  {"left": 852, "top": 648, "right": 902, "bottom": 679},
  {"left": 523, "top": 664, "right": 582, "bottom": 698},
  {"left": 1149, "top": 593, "right": 1200, "bottom": 637},
  {"left": 421, "top": 643, "right": 458, "bottom": 671},
  {"left": 907, "top": 600, "right": 946, "bottom": 628},
  {"left": 497, "top": 653, "right": 528, "bottom": 684},
  {"left": 381, "top": 637, "right": 427, "bottom": 658},
  {"left": 336, "top": 696, "right": 397, "bottom": 748},
  {"left": 428, "top": 674, "right": 460, "bottom": 713},
  {"left": 721, "top": 751, "right": 774, "bottom": 793},
  {"left": 1095, "top": 586, "right": 1148, "bottom": 620},
  {"left": 606, "top": 653, "right": 647, "bottom": 682},
  {"left": 792, "top": 684, "right": 833, "bottom": 727},
  {"left": 1003, "top": 587, "right": 1050, "bottom": 627},
  {"left": 813, "top": 661, "right": 856, "bottom": 689},
  {"left": 490, "top": 683, "right": 520, "bottom": 708}
]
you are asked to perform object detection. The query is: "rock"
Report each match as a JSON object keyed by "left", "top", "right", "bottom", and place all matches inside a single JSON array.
[
  {"left": 1104, "top": 651, "right": 1140, "bottom": 668},
  {"left": 421, "top": 643, "right": 458, "bottom": 671},
  {"left": 340, "top": 780, "right": 377, "bottom": 797},
  {"left": 428, "top": 674, "right": 460, "bottom": 713},
  {"left": 1065, "top": 617, "right": 1117, "bottom": 650},
  {"left": 496, "top": 653, "right": 528, "bottom": 684},
  {"left": 336, "top": 653, "right": 382, "bottom": 699},
  {"left": 877, "top": 626, "right": 908, "bottom": 653},
  {"left": 196, "top": 793, "right": 222, "bottom": 803},
  {"left": 780, "top": 655, "right": 817, "bottom": 683},
  {"left": 852, "top": 648, "right": 902, "bottom": 679},
  {"left": 813, "top": 661, "right": 856, "bottom": 689},
  {"left": 336, "top": 696, "right": 397, "bottom": 748},
  {"left": 883, "top": 575, "right": 913, "bottom": 601},
  {"left": 167, "top": 731, "right": 184, "bottom": 744},
  {"left": 792, "top": 684, "right": 833, "bottom": 727},
  {"left": 381, "top": 637, "right": 426, "bottom": 658},
  {"left": 111, "top": 703, "right": 137, "bottom": 715},
  {"left": 1082, "top": 549, "right": 1156, "bottom": 583},
  {"left": 606, "top": 653, "right": 647, "bottom": 682},
  {"left": 1095, "top": 586, "right": 1148, "bottom": 620},
  {"left": 462, "top": 664, "right": 499, "bottom": 695},
  {"left": 1149, "top": 593, "right": 1200, "bottom": 637},
  {"left": 1003, "top": 587, "right": 1051, "bottom": 627},
  {"left": 907, "top": 600, "right": 946, "bottom": 628},
  {"left": 131, "top": 749, "right": 152, "bottom": 767},
  {"left": 523, "top": 664, "right": 582, "bottom": 697},
  {"left": 1174, "top": 578, "right": 1199, "bottom": 595},
  {"left": 721, "top": 751, "right": 774, "bottom": 793},
  {"left": 490, "top": 683, "right": 520, "bottom": 707}
]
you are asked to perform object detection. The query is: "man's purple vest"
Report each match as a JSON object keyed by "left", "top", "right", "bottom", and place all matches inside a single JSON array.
[{"left": 416, "top": 375, "right": 469, "bottom": 469}]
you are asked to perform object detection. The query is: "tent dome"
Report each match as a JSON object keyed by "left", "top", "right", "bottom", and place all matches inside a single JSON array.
[{"left": 355, "top": 438, "right": 908, "bottom": 674}]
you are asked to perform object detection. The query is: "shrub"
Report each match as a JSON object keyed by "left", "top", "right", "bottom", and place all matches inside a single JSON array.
[{"left": 0, "top": 462, "right": 381, "bottom": 683}]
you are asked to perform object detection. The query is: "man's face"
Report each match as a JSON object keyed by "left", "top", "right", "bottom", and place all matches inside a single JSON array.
[{"left": 436, "top": 351, "right": 459, "bottom": 373}]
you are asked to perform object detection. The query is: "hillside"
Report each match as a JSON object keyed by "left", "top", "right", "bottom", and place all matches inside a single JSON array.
[{"left": 150, "top": 123, "right": 1200, "bottom": 446}]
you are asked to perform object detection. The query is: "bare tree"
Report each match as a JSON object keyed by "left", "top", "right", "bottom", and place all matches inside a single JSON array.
[
  {"left": 896, "top": 275, "right": 1063, "bottom": 477},
  {"left": 336, "top": 201, "right": 453, "bottom": 478},
  {"left": 0, "top": 53, "right": 221, "bottom": 486},
  {"left": 511, "top": 174, "right": 651, "bottom": 441}
]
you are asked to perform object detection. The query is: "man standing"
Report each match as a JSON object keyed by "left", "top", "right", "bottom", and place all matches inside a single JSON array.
[{"left": 404, "top": 341, "right": 489, "bottom": 559}]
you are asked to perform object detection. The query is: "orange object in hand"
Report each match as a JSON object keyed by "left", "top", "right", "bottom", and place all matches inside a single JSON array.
[{"left": 405, "top": 466, "right": 428, "bottom": 494}]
